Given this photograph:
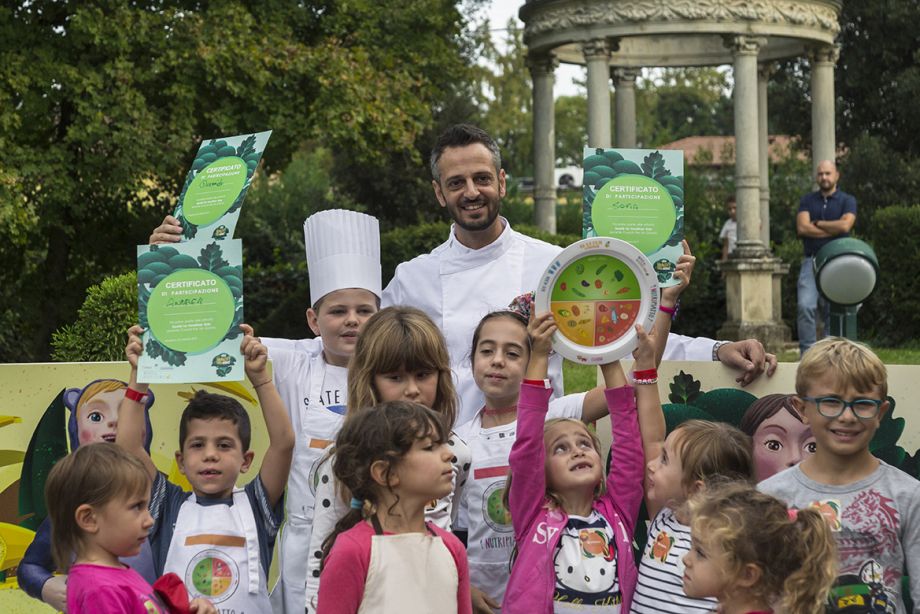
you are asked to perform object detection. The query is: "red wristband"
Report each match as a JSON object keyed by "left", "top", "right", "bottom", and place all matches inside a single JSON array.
[
  {"left": 632, "top": 369, "right": 658, "bottom": 380},
  {"left": 659, "top": 305, "right": 676, "bottom": 316},
  {"left": 523, "top": 378, "right": 551, "bottom": 389},
  {"left": 125, "top": 387, "right": 147, "bottom": 403}
]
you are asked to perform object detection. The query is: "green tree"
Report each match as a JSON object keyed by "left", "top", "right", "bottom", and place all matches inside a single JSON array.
[
  {"left": 0, "top": 1, "right": 476, "bottom": 360},
  {"left": 555, "top": 95, "right": 588, "bottom": 166},
  {"left": 768, "top": 1, "right": 920, "bottom": 214},
  {"left": 476, "top": 18, "right": 534, "bottom": 178},
  {"left": 636, "top": 68, "right": 733, "bottom": 147}
]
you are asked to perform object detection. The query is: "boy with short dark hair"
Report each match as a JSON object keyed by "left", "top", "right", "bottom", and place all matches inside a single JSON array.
[
  {"left": 150, "top": 209, "right": 381, "bottom": 613},
  {"left": 118, "top": 323, "right": 294, "bottom": 613},
  {"left": 759, "top": 336, "right": 920, "bottom": 613}
]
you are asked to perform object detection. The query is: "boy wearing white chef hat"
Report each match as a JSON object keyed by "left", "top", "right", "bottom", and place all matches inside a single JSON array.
[
  {"left": 149, "top": 207, "right": 382, "bottom": 613},
  {"left": 264, "top": 209, "right": 381, "bottom": 614}
]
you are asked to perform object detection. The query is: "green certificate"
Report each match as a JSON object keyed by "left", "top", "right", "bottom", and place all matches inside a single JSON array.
[
  {"left": 137, "top": 240, "right": 244, "bottom": 383},
  {"left": 172, "top": 131, "right": 271, "bottom": 241},
  {"left": 582, "top": 148, "right": 685, "bottom": 286}
]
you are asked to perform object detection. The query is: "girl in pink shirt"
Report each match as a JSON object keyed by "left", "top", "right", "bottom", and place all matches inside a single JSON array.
[
  {"left": 503, "top": 313, "right": 653, "bottom": 613},
  {"left": 316, "top": 401, "right": 472, "bottom": 614},
  {"left": 44, "top": 442, "right": 214, "bottom": 614}
]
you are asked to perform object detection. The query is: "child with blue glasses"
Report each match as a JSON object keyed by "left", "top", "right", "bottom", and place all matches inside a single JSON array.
[{"left": 760, "top": 336, "right": 920, "bottom": 613}]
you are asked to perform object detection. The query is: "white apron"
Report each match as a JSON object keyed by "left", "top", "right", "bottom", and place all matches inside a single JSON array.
[
  {"left": 164, "top": 489, "right": 271, "bottom": 613},
  {"left": 466, "top": 422, "right": 516, "bottom": 607},
  {"left": 359, "top": 517, "right": 459, "bottom": 614},
  {"left": 273, "top": 355, "right": 345, "bottom": 614}
]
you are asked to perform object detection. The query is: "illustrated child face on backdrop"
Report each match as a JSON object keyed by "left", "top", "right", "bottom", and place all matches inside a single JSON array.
[
  {"left": 740, "top": 394, "right": 816, "bottom": 482},
  {"left": 65, "top": 379, "right": 153, "bottom": 451},
  {"left": 77, "top": 388, "right": 123, "bottom": 445},
  {"left": 471, "top": 312, "right": 530, "bottom": 406}
]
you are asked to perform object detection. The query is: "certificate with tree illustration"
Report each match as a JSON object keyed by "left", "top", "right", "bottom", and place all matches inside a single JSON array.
[
  {"left": 137, "top": 240, "right": 244, "bottom": 383},
  {"left": 582, "top": 147, "right": 684, "bottom": 286},
  {"left": 172, "top": 131, "right": 271, "bottom": 241}
]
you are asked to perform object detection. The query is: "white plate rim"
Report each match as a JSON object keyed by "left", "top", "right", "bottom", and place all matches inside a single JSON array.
[{"left": 534, "top": 237, "right": 659, "bottom": 364}]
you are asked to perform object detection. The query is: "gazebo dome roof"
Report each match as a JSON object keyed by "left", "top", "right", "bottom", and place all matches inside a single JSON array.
[{"left": 519, "top": 0, "right": 842, "bottom": 67}]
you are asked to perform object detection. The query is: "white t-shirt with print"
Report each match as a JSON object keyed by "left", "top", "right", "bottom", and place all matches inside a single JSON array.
[{"left": 553, "top": 511, "right": 621, "bottom": 612}]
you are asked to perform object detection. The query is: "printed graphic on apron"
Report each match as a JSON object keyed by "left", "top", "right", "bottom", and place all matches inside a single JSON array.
[
  {"left": 187, "top": 549, "right": 240, "bottom": 603},
  {"left": 482, "top": 480, "right": 512, "bottom": 532}
]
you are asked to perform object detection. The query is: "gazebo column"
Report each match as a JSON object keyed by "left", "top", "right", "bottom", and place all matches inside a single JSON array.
[
  {"left": 809, "top": 44, "right": 839, "bottom": 172},
  {"left": 758, "top": 62, "right": 774, "bottom": 249},
  {"left": 730, "top": 36, "right": 766, "bottom": 258},
  {"left": 718, "top": 36, "right": 790, "bottom": 351},
  {"left": 613, "top": 68, "right": 639, "bottom": 148},
  {"left": 529, "top": 52, "right": 558, "bottom": 233},
  {"left": 583, "top": 39, "right": 611, "bottom": 148}
]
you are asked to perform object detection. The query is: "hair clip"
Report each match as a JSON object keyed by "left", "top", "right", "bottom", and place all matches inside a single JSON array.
[
  {"left": 350, "top": 497, "right": 363, "bottom": 510},
  {"left": 507, "top": 291, "right": 535, "bottom": 320},
  {"left": 787, "top": 507, "right": 798, "bottom": 522}
]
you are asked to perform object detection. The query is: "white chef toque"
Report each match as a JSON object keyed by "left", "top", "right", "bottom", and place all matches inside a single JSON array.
[{"left": 304, "top": 209, "right": 382, "bottom": 305}]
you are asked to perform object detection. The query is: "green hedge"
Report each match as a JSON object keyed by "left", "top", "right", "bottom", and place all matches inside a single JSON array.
[
  {"left": 60, "top": 207, "right": 920, "bottom": 361},
  {"left": 859, "top": 205, "right": 920, "bottom": 345},
  {"left": 51, "top": 272, "right": 138, "bottom": 362}
]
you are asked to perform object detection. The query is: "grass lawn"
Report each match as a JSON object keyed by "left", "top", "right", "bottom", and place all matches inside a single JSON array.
[
  {"left": 563, "top": 346, "right": 920, "bottom": 394},
  {"left": 777, "top": 346, "right": 920, "bottom": 364},
  {"left": 563, "top": 360, "right": 602, "bottom": 394}
]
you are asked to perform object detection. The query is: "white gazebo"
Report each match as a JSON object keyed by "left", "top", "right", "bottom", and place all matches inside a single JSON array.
[{"left": 520, "top": 0, "right": 842, "bottom": 350}]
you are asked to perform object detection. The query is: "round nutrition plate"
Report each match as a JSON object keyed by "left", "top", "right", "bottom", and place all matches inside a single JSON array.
[{"left": 534, "top": 238, "right": 659, "bottom": 364}]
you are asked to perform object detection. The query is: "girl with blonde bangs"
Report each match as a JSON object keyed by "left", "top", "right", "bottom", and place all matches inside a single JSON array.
[
  {"left": 631, "top": 419, "right": 754, "bottom": 614},
  {"left": 685, "top": 481, "right": 836, "bottom": 614},
  {"left": 304, "top": 307, "right": 468, "bottom": 613},
  {"left": 346, "top": 306, "right": 457, "bottom": 426}
]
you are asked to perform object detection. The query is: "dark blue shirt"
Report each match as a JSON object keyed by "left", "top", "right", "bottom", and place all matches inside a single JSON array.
[{"left": 798, "top": 189, "right": 857, "bottom": 256}]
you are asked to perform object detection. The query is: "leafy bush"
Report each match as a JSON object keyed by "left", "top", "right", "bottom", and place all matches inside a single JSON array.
[
  {"left": 51, "top": 273, "right": 137, "bottom": 362},
  {"left": 668, "top": 167, "right": 729, "bottom": 339},
  {"left": 244, "top": 262, "right": 312, "bottom": 341},
  {"left": 773, "top": 238, "right": 804, "bottom": 337},
  {"left": 860, "top": 205, "right": 920, "bottom": 344}
]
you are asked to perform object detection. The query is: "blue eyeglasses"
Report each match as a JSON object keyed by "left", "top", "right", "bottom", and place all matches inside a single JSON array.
[{"left": 800, "top": 396, "right": 884, "bottom": 420}]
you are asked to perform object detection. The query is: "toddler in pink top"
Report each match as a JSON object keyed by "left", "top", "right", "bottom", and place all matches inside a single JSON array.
[{"left": 44, "top": 442, "right": 215, "bottom": 614}]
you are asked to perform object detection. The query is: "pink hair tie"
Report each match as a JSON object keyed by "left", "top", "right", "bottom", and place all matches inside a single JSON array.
[{"left": 787, "top": 508, "right": 798, "bottom": 522}]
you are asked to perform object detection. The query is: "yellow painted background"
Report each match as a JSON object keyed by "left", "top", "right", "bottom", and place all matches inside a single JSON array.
[{"left": 0, "top": 361, "right": 271, "bottom": 613}]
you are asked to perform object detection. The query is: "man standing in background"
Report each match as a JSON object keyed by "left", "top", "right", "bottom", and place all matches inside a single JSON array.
[{"left": 796, "top": 160, "right": 857, "bottom": 355}]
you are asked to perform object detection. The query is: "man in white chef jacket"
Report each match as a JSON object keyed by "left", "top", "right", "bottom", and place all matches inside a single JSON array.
[{"left": 382, "top": 124, "right": 777, "bottom": 424}]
